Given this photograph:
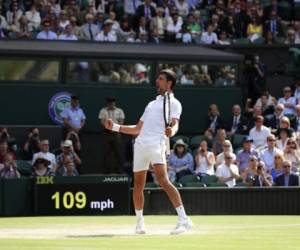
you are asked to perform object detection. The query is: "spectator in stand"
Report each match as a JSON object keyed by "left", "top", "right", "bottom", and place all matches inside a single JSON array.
[
  {"left": 249, "top": 55, "right": 267, "bottom": 101},
  {"left": 251, "top": 161, "right": 273, "bottom": 187},
  {"left": 205, "top": 104, "right": 225, "bottom": 136},
  {"left": 135, "top": 16, "right": 150, "bottom": 41},
  {"left": 284, "top": 29, "right": 300, "bottom": 45},
  {"left": 69, "top": 15, "right": 81, "bottom": 37},
  {"left": 175, "top": 0, "right": 189, "bottom": 17},
  {"left": 23, "top": 127, "right": 40, "bottom": 160},
  {"left": 216, "top": 152, "right": 240, "bottom": 187},
  {"left": 245, "top": 104, "right": 263, "bottom": 132},
  {"left": 264, "top": 0, "right": 283, "bottom": 20},
  {"left": 135, "top": 0, "right": 156, "bottom": 28},
  {"left": 292, "top": 105, "right": 300, "bottom": 133},
  {"left": 194, "top": 140, "right": 215, "bottom": 176},
  {"left": 168, "top": 139, "right": 194, "bottom": 183},
  {"left": 6, "top": 2, "right": 23, "bottom": 31},
  {"left": 246, "top": 16, "right": 263, "bottom": 42},
  {"left": 283, "top": 138, "right": 300, "bottom": 174},
  {"left": 0, "top": 5, "right": 9, "bottom": 32},
  {"left": 118, "top": 17, "right": 136, "bottom": 42},
  {"left": 278, "top": 86, "right": 297, "bottom": 116},
  {"left": 210, "top": 14, "right": 222, "bottom": 36},
  {"left": 276, "top": 127, "right": 291, "bottom": 151},
  {"left": 124, "top": 0, "right": 142, "bottom": 18},
  {"left": 264, "top": 10, "right": 282, "bottom": 38},
  {"left": 275, "top": 116, "right": 295, "bottom": 139},
  {"left": 14, "top": 15, "right": 33, "bottom": 39},
  {"left": 212, "top": 128, "right": 227, "bottom": 156},
  {"left": 271, "top": 153, "right": 284, "bottom": 180},
  {"left": 31, "top": 155, "right": 54, "bottom": 177},
  {"left": 49, "top": 0, "right": 62, "bottom": 18},
  {"left": 61, "top": 94, "right": 86, "bottom": 139},
  {"left": 80, "top": 13, "right": 99, "bottom": 40},
  {"left": 215, "top": 139, "right": 236, "bottom": 167},
  {"left": 36, "top": 19, "right": 58, "bottom": 40},
  {"left": 166, "top": 11, "right": 182, "bottom": 42},
  {"left": 0, "top": 140, "right": 16, "bottom": 165},
  {"left": 266, "top": 104, "right": 284, "bottom": 132},
  {"left": 57, "top": 10, "right": 70, "bottom": 33},
  {"left": 0, "top": 153, "right": 20, "bottom": 178},
  {"left": 186, "top": 13, "right": 201, "bottom": 43},
  {"left": 265, "top": 31, "right": 275, "bottom": 45},
  {"left": 217, "top": 30, "right": 231, "bottom": 45},
  {"left": 260, "top": 134, "right": 282, "bottom": 173},
  {"left": 236, "top": 136, "right": 259, "bottom": 173},
  {"left": 94, "top": 12, "right": 104, "bottom": 32},
  {"left": 108, "top": 11, "right": 120, "bottom": 35},
  {"left": 242, "top": 155, "right": 258, "bottom": 186},
  {"left": 255, "top": 91, "right": 276, "bottom": 116},
  {"left": 226, "top": 104, "right": 248, "bottom": 136},
  {"left": 201, "top": 24, "right": 218, "bottom": 44},
  {"left": 32, "top": 139, "right": 57, "bottom": 170},
  {"left": 150, "top": 7, "right": 167, "bottom": 40},
  {"left": 249, "top": 115, "right": 271, "bottom": 150},
  {"left": 56, "top": 140, "right": 81, "bottom": 176},
  {"left": 0, "top": 128, "right": 10, "bottom": 141},
  {"left": 294, "top": 21, "right": 300, "bottom": 43},
  {"left": 274, "top": 160, "right": 299, "bottom": 186},
  {"left": 98, "top": 97, "right": 125, "bottom": 174},
  {"left": 95, "top": 20, "right": 117, "bottom": 42},
  {"left": 293, "top": 77, "right": 300, "bottom": 103},
  {"left": 25, "top": 4, "right": 41, "bottom": 31},
  {"left": 223, "top": 15, "right": 240, "bottom": 39},
  {"left": 58, "top": 24, "right": 78, "bottom": 40},
  {"left": 181, "top": 24, "right": 192, "bottom": 43}
]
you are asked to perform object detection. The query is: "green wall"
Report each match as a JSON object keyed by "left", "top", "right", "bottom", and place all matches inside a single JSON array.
[{"left": 0, "top": 85, "right": 242, "bottom": 134}]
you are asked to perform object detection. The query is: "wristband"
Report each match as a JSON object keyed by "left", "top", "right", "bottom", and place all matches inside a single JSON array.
[{"left": 112, "top": 123, "right": 121, "bottom": 132}]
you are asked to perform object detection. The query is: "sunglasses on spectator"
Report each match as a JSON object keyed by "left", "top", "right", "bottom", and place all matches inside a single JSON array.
[
  {"left": 225, "top": 156, "right": 232, "bottom": 159},
  {"left": 249, "top": 158, "right": 257, "bottom": 161},
  {"left": 287, "top": 142, "right": 295, "bottom": 145},
  {"left": 223, "top": 144, "right": 230, "bottom": 147},
  {"left": 283, "top": 165, "right": 291, "bottom": 168},
  {"left": 275, "top": 156, "right": 282, "bottom": 159},
  {"left": 268, "top": 139, "right": 275, "bottom": 142}
]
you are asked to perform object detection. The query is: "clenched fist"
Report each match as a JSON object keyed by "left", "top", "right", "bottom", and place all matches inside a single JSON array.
[{"left": 105, "top": 119, "right": 114, "bottom": 130}]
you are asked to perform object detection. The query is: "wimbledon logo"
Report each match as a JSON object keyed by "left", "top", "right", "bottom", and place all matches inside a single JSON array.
[{"left": 48, "top": 92, "right": 71, "bottom": 125}]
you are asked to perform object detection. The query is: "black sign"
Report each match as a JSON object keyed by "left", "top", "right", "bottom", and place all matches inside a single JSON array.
[{"left": 34, "top": 176, "right": 130, "bottom": 215}]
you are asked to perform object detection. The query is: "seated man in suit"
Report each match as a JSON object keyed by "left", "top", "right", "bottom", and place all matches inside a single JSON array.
[
  {"left": 226, "top": 104, "right": 248, "bottom": 136},
  {"left": 274, "top": 160, "right": 299, "bottom": 186},
  {"left": 265, "top": 104, "right": 284, "bottom": 133}
]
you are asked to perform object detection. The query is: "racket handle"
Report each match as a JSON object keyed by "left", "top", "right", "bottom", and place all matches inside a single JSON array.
[{"left": 165, "top": 138, "right": 170, "bottom": 156}]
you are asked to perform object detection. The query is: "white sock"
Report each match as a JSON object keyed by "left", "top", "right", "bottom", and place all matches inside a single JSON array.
[
  {"left": 175, "top": 205, "right": 187, "bottom": 220},
  {"left": 135, "top": 209, "right": 143, "bottom": 220}
]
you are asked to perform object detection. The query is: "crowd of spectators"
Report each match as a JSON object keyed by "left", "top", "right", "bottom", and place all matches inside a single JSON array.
[
  {"left": 162, "top": 83, "right": 300, "bottom": 187},
  {"left": 0, "top": 0, "right": 300, "bottom": 45}
]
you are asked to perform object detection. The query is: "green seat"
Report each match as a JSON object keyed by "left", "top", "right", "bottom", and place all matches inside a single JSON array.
[
  {"left": 235, "top": 182, "right": 246, "bottom": 187},
  {"left": 172, "top": 182, "right": 183, "bottom": 188},
  {"left": 233, "top": 38, "right": 250, "bottom": 45},
  {"left": 190, "top": 135, "right": 206, "bottom": 149},
  {"left": 274, "top": 37, "right": 285, "bottom": 44},
  {"left": 206, "top": 182, "right": 227, "bottom": 187},
  {"left": 170, "top": 135, "right": 190, "bottom": 147},
  {"left": 252, "top": 37, "right": 265, "bottom": 44},
  {"left": 182, "top": 182, "right": 206, "bottom": 188},
  {"left": 144, "top": 182, "right": 159, "bottom": 188},
  {"left": 178, "top": 174, "right": 200, "bottom": 184},
  {"left": 231, "top": 134, "right": 245, "bottom": 150},
  {"left": 285, "top": 114, "right": 295, "bottom": 122},
  {"left": 200, "top": 175, "right": 218, "bottom": 185},
  {"left": 16, "top": 160, "right": 32, "bottom": 176}
]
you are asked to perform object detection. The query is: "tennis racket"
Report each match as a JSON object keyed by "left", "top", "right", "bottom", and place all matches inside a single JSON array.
[{"left": 163, "top": 92, "right": 171, "bottom": 156}]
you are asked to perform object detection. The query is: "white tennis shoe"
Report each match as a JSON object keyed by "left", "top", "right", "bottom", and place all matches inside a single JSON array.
[
  {"left": 135, "top": 218, "right": 146, "bottom": 234},
  {"left": 170, "top": 217, "right": 193, "bottom": 235}
]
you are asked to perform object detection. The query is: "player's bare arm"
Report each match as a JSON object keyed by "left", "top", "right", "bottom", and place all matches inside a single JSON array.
[
  {"left": 105, "top": 119, "right": 143, "bottom": 135},
  {"left": 165, "top": 118, "right": 179, "bottom": 137}
]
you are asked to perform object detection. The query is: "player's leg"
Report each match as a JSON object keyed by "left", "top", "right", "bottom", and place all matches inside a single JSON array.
[
  {"left": 153, "top": 164, "right": 193, "bottom": 235},
  {"left": 133, "top": 170, "right": 147, "bottom": 234}
]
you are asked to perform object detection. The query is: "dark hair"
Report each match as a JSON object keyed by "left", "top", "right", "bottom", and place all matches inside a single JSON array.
[{"left": 160, "top": 69, "right": 177, "bottom": 89}]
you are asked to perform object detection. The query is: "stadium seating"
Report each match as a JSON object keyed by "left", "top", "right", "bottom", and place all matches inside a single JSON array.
[
  {"left": 190, "top": 135, "right": 207, "bottom": 149},
  {"left": 178, "top": 174, "right": 200, "bottom": 184},
  {"left": 200, "top": 175, "right": 218, "bottom": 185},
  {"left": 231, "top": 134, "right": 245, "bottom": 150},
  {"left": 16, "top": 160, "right": 32, "bottom": 176},
  {"left": 170, "top": 135, "right": 190, "bottom": 147}
]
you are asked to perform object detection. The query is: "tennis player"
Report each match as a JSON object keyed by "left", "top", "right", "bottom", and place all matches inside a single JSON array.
[{"left": 105, "top": 69, "right": 192, "bottom": 235}]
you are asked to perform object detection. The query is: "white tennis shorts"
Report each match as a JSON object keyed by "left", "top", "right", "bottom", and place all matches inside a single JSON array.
[{"left": 133, "top": 140, "right": 167, "bottom": 172}]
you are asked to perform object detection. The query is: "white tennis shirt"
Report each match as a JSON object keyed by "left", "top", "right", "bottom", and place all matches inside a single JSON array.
[{"left": 135, "top": 93, "right": 182, "bottom": 146}]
